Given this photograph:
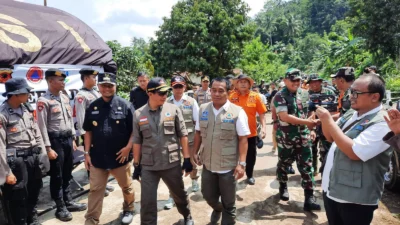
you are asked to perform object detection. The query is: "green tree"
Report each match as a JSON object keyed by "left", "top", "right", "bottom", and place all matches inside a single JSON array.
[{"left": 150, "top": 0, "right": 255, "bottom": 77}]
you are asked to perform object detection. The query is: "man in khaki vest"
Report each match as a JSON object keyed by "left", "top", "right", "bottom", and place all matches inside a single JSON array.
[
  {"left": 194, "top": 75, "right": 212, "bottom": 105},
  {"left": 164, "top": 75, "right": 200, "bottom": 210},
  {"left": 193, "top": 77, "right": 250, "bottom": 225},
  {"left": 317, "top": 74, "right": 391, "bottom": 225},
  {"left": 132, "top": 77, "right": 194, "bottom": 225}
]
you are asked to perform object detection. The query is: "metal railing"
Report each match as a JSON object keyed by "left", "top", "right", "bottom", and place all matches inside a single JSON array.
[{"left": 384, "top": 90, "right": 400, "bottom": 104}]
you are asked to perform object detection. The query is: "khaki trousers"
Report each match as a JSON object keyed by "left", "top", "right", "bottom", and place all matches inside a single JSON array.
[{"left": 85, "top": 163, "right": 135, "bottom": 225}]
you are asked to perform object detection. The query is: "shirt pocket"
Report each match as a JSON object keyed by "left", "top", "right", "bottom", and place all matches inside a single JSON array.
[
  {"left": 140, "top": 124, "right": 152, "bottom": 139},
  {"left": 220, "top": 122, "right": 235, "bottom": 140},
  {"left": 6, "top": 124, "right": 24, "bottom": 145},
  {"left": 163, "top": 121, "right": 175, "bottom": 135},
  {"left": 200, "top": 121, "right": 208, "bottom": 138},
  {"left": 337, "top": 161, "right": 363, "bottom": 188},
  {"left": 110, "top": 113, "right": 127, "bottom": 131},
  {"left": 141, "top": 153, "right": 154, "bottom": 166},
  {"left": 221, "top": 147, "right": 237, "bottom": 167},
  {"left": 168, "top": 143, "right": 180, "bottom": 163},
  {"left": 49, "top": 104, "right": 63, "bottom": 121}
]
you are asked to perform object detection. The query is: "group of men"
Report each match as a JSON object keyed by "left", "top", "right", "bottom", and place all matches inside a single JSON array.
[{"left": 1, "top": 65, "right": 399, "bottom": 225}]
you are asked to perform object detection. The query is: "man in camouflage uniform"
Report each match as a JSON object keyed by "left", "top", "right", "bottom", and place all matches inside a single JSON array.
[
  {"left": 273, "top": 68, "right": 321, "bottom": 211},
  {"left": 194, "top": 75, "right": 212, "bottom": 105},
  {"left": 74, "top": 68, "right": 114, "bottom": 196},
  {"left": 331, "top": 67, "right": 355, "bottom": 117},
  {"left": 306, "top": 74, "right": 337, "bottom": 174},
  {"left": 37, "top": 68, "right": 87, "bottom": 221}
]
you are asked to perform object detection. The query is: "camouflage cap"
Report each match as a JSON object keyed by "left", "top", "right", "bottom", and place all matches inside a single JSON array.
[{"left": 306, "top": 73, "right": 323, "bottom": 84}]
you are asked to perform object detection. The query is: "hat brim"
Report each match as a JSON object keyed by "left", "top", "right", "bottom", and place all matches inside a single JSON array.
[
  {"left": 2, "top": 87, "right": 33, "bottom": 97},
  {"left": 98, "top": 81, "right": 116, "bottom": 85},
  {"left": 171, "top": 82, "right": 186, "bottom": 87},
  {"left": 306, "top": 78, "right": 323, "bottom": 84},
  {"left": 287, "top": 77, "right": 301, "bottom": 81},
  {"left": 234, "top": 77, "right": 255, "bottom": 86},
  {"left": 158, "top": 86, "right": 172, "bottom": 92},
  {"left": 330, "top": 74, "right": 338, "bottom": 78}
]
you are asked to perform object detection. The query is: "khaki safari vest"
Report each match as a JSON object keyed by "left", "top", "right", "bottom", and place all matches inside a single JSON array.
[
  {"left": 199, "top": 102, "right": 242, "bottom": 172},
  {"left": 167, "top": 95, "right": 195, "bottom": 145},
  {"left": 329, "top": 109, "right": 392, "bottom": 205}
]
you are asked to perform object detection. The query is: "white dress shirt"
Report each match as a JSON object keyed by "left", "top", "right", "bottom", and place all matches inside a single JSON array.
[{"left": 322, "top": 105, "right": 390, "bottom": 205}]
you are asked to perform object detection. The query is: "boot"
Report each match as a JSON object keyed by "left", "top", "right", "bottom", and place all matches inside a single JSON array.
[
  {"left": 27, "top": 211, "right": 42, "bottom": 225},
  {"left": 55, "top": 200, "right": 73, "bottom": 222},
  {"left": 65, "top": 200, "right": 87, "bottom": 212},
  {"left": 303, "top": 190, "right": 321, "bottom": 211},
  {"left": 279, "top": 182, "right": 289, "bottom": 201}
]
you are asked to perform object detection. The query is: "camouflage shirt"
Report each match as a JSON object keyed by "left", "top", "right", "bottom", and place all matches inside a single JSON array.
[
  {"left": 274, "top": 87, "right": 309, "bottom": 137},
  {"left": 308, "top": 87, "right": 336, "bottom": 96},
  {"left": 340, "top": 88, "right": 352, "bottom": 116}
]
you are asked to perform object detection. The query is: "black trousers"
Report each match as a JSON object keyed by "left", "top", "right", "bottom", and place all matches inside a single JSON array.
[
  {"left": 2, "top": 155, "right": 43, "bottom": 225},
  {"left": 323, "top": 191, "right": 378, "bottom": 225},
  {"left": 201, "top": 168, "right": 237, "bottom": 225},
  {"left": 49, "top": 136, "right": 74, "bottom": 202},
  {"left": 246, "top": 137, "right": 257, "bottom": 178}
]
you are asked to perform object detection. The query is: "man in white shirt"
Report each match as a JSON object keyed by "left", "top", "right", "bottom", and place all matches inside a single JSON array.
[
  {"left": 316, "top": 74, "right": 391, "bottom": 225},
  {"left": 193, "top": 77, "right": 250, "bottom": 225}
]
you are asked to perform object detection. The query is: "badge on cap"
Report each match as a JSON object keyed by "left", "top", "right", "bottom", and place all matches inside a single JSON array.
[{"left": 93, "top": 121, "right": 98, "bottom": 126}]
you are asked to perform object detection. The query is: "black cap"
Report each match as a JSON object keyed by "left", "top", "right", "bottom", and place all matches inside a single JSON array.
[
  {"left": 2, "top": 78, "right": 33, "bottom": 97},
  {"left": 306, "top": 73, "right": 323, "bottom": 84},
  {"left": 171, "top": 76, "right": 186, "bottom": 87},
  {"left": 45, "top": 68, "right": 66, "bottom": 78},
  {"left": 331, "top": 67, "right": 355, "bottom": 78},
  {"left": 147, "top": 77, "right": 172, "bottom": 92},
  {"left": 98, "top": 72, "right": 116, "bottom": 85},
  {"left": 79, "top": 68, "right": 99, "bottom": 76},
  {"left": 285, "top": 68, "right": 301, "bottom": 80},
  {"left": 225, "top": 74, "right": 235, "bottom": 79}
]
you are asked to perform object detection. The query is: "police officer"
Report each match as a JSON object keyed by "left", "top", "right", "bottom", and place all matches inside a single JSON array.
[
  {"left": 194, "top": 75, "right": 212, "bottom": 105},
  {"left": 0, "top": 78, "right": 50, "bottom": 225},
  {"left": 273, "top": 68, "right": 321, "bottom": 211},
  {"left": 132, "top": 77, "right": 194, "bottom": 225},
  {"left": 330, "top": 67, "right": 355, "bottom": 117},
  {"left": 306, "top": 74, "right": 337, "bottom": 175},
  {"left": 74, "top": 68, "right": 114, "bottom": 196},
  {"left": 164, "top": 76, "right": 200, "bottom": 209},
  {"left": 83, "top": 73, "right": 135, "bottom": 225},
  {"left": 37, "top": 68, "right": 87, "bottom": 221}
]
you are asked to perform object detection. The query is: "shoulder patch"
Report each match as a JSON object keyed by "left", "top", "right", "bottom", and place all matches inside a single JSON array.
[{"left": 77, "top": 97, "right": 84, "bottom": 103}]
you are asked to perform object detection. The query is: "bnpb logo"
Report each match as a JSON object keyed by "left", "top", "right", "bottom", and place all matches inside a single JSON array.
[
  {"left": 0, "top": 70, "right": 12, "bottom": 84},
  {"left": 26, "top": 66, "right": 44, "bottom": 83}
]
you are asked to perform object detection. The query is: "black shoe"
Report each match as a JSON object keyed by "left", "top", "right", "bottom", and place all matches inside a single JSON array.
[
  {"left": 65, "top": 201, "right": 87, "bottom": 212},
  {"left": 210, "top": 210, "right": 222, "bottom": 224},
  {"left": 104, "top": 189, "right": 110, "bottom": 197},
  {"left": 106, "top": 185, "right": 115, "bottom": 192},
  {"left": 256, "top": 137, "right": 264, "bottom": 149},
  {"left": 27, "top": 212, "right": 42, "bottom": 225},
  {"left": 247, "top": 177, "right": 255, "bottom": 185},
  {"left": 303, "top": 190, "right": 321, "bottom": 211},
  {"left": 55, "top": 200, "right": 73, "bottom": 222},
  {"left": 279, "top": 182, "right": 289, "bottom": 201}
]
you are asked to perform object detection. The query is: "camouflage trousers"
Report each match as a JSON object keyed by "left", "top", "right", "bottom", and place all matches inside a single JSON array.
[
  {"left": 276, "top": 135, "right": 315, "bottom": 190},
  {"left": 318, "top": 139, "right": 332, "bottom": 174}
]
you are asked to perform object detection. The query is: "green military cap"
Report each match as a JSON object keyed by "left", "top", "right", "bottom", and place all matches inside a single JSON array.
[
  {"left": 45, "top": 68, "right": 67, "bottom": 78},
  {"left": 285, "top": 68, "right": 302, "bottom": 81},
  {"left": 306, "top": 73, "right": 323, "bottom": 84}
]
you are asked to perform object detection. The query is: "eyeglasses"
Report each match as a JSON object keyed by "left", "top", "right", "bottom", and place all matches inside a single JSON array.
[{"left": 350, "top": 89, "right": 375, "bottom": 99}]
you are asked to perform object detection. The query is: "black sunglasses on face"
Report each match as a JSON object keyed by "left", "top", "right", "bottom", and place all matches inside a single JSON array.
[{"left": 156, "top": 91, "right": 169, "bottom": 96}]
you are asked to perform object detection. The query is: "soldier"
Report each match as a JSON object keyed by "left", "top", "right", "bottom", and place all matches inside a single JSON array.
[
  {"left": 130, "top": 72, "right": 149, "bottom": 110},
  {"left": 37, "top": 68, "right": 87, "bottom": 221},
  {"left": 0, "top": 78, "right": 50, "bottom": 225},
  {"left": 306, "top": 74, "right": 337, "bottom": 175},
  {"left": 194, "top": 75, "right": 212, "bottom": 105},
  {"left": 83, "top": 73, "right": 136, "bottom": 225},
  {"left": 193, "top": 77, "right": 250, "bottom": 224},
  {"left": 330, "top": 67, "right": 356, "bottom": 117},
  {"left": 274, "top": 68, "right": 321, "bottom": 211},
  {"left": 164, "top": 76, "right": 200, "bottom": 210},
  {"left": 74, "top": 68, "right": 114, "bottom": 196},
  {"left": 132, "top": 77, "right": 194, "bottom": 225}
]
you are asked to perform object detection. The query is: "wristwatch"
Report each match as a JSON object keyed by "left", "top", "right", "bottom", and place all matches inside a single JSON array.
[
  {"left": 83, "top": 151, "right": 89, "bottom": 155},
  {"left": 238, "top": 161, "right": 246, "bottom": 167},
  {"left": 133, "top": 162, "right": 140, "bottom": 167}
]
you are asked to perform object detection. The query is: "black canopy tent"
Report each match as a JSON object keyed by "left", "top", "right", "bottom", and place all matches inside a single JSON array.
[{"left": 0, "top": 0, "right": 117, "bottom": 73}]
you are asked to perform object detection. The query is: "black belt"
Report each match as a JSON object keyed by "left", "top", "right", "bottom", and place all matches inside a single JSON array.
[
  {"left": 48, "top": 130, "right": 73, "bottom": 138},
  {"left": 6, "top": 146, "right": 41, "bottom": 159}
]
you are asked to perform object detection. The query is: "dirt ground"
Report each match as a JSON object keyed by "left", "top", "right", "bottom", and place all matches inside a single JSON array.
[{"left": 2, "top": 114, "right": 400, "bottom": 225}]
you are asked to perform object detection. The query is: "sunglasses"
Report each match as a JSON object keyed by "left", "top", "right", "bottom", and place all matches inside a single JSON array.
[
  {"left": 172, "top": 84, "right": 184, "bottom": 89},
  {"left": 155, "top": 91, "right": 169, "bottom": 96}
]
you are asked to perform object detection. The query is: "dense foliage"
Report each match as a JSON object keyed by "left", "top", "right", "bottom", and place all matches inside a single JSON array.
[{"left": 107, "top": 0, "right": 400, "bottom": 94}]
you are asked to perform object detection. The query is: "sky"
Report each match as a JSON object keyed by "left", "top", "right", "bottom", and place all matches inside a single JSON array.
[{"left": 16, "top": 0, "right": 266, "bottom": 46}]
